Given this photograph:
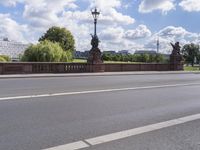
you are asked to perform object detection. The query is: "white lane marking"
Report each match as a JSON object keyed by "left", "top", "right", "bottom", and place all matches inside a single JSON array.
[
  {"left": 43, "top": 113, "right": 200, "bottom": 150},
  {"left": 85, "top": 113, "right": 200, "bottom": 145},
  {"left": 0, "top": 83, "right": 200, "bottom": 101},
  {"left": 43, "top": 141, "right": 89, "bottom": 150}
]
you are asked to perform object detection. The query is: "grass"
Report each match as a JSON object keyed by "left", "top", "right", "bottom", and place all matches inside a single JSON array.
[
  {"left": 104, "top": 61, "right": 142, "bottom": 64},
  {"left": 73, "top": 59, "right": 200, "bottom": 71},
  {"left": 184, "top": 66, "right": 200, "bottom": 71},
  {"left": 73, "top": 59, "right": 87, "bottom": 63},
  {"left": 73, "top": 59, "right": 143, "bottom": 64}
]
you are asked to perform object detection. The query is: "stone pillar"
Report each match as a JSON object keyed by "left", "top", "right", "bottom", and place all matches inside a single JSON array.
[
  {"left": 87, "top": 34, "right": 104, "bottom": 72},
  {"left": 170, "top": 42, "right": 184, "bottom": 71},
  {"left": 87, "top": 47, "right": 104, "bottom": 72},
  {"left": 87, "top": 47, "right": 103, "bottom": 64},
  {"left": 170, "top": 54, "right": 184, "bottom": 71}
]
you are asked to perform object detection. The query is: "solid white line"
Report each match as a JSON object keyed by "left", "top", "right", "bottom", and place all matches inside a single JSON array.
[
  {"left": 43, "top": 113, "right": 200, "bottom": 150},
  {"left": 85, "top": 113, "right": 200, "bottom": 145},
  {"left": 0, "top": 83, "right": 200, "bottom": 101},
  {"left": 43, "top": 141, "right": 89, "bottom": 150}
]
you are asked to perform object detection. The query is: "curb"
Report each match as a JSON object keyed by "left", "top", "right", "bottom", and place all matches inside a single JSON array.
[{"left": 0, "top": 71, "right": 200, "bottom": 79}]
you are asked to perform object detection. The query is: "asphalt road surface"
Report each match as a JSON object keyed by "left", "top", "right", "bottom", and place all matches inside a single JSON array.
[{"left": 1, "top": 73, "right": 200, "bottom": 150}]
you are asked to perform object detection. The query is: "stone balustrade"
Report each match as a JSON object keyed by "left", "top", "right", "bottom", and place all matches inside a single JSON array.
[{"left": 0, "top": 62, "right": 183, "bottom": 74}]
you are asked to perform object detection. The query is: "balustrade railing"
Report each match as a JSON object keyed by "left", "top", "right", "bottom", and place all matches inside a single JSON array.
[{"left": 0, "top": 62, "right": 183, "bottom": 74}]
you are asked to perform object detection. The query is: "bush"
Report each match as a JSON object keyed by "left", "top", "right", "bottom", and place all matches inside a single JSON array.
[
  {"left": 61, "top": 51, "right": 73, "bottom": 62},
  {"left": 0, "top": 56, "right": 6, "bottom": 62},
  {"left": 0, "top": 55, "right": 11, "bottom": 62},
  {"left": 102, "top": 53, "right": 166, "bottom": 63},
  {"left": 21, "top": 40, "right": 71, "bottom": 62}
]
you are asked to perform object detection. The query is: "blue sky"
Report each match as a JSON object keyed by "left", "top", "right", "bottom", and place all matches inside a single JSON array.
[{"left": 0, "top": 0, "right": 200, "bottom": 53}]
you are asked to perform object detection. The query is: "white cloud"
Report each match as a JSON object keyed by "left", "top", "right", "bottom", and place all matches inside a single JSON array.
[
  {"left": 145, "top": 26, "right": 199, "bottom": 53},
  {"left": 99, "top": 25, "right": 152, "bottom": 52},
  {"left": 100, "top": 27, "right": 124, "bottom": 42},
  {"left": 20, "top": 0, "right": 135, "bottom": 51},
  {"left": 125, "top": 25, "right": 152, "bottom": 40},
  {"left": 62, "top": 9, "right": 134, "bottom": 27},
  {"left": 86, "top": 0, "right": 135, "bottom": 25},
  {"left": 139, "top": 0, "right": 175, "bottom": 14},
  {"left": 106, "top": 8, "right": 135, "bottom": 25},
  {"left": 5, "top": 0, "right": 200, "bottom": 54},
  {"left": 21, "top": 0, "right": 134, "bottom": 29},
  {"left": 179, "top": 0, "right": 200, "bottom": 12},
  {"left": 100, "top": 25, "right": 151, "bottom": 42},
  {"left": 0, "top": 13, "right": 30, "bottom": 42},
  {"left": 0, "top": 0, "right": 23, "bottom": 7},
  {"left": 23, "top": 0, "right": 77, "bottom": 28},
  {"left": 158, "top": 26, "right": 198, "bottom": 41},
  {"left": 89, "top": 0, "right": 121, "bottom": 10}
]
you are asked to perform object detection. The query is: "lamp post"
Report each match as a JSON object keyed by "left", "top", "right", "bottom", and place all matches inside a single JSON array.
[
  {"left": 91, "top": 8, "right": 100, "bottom": 37},
  {"left": 87, "top": 7, "right": 103, "bottom": 66}
]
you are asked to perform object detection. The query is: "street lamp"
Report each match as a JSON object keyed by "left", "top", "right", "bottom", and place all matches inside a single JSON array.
[
  {"left": 87, "top": 7, "right": 103, "bottom": 65},
  {"left": 91, "top": 8, "right": 100, "bottom": 36}
]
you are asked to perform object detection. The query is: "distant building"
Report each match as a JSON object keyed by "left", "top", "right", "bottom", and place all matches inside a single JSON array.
[
  {"left": 134, "top": 50, "right": 157, "bottom": 55},
  {"left": 103, "top": 51, "right": 117, "bottom": 55},
  {"left": 74, "top": 51, "right": 89, "bottom": 59},
  {"left": 118, "top": 50, "right": 130, "bottom": 55},
  {"left": 0, "top": 38, "right": 30, "bottom": 61},
  {"left": 75, "top": 50, "right": 131, "bottom": 59},
  {"left": 162, "top": 54, "right": 170, "bottom": 60}
]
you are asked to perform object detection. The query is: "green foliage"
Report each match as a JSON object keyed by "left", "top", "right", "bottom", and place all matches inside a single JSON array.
[
  {"left": 39, "top": 26, "right": 75, "bottom": 52},
  {"left": 21, "top": 40, "right": 72, "bottom": 62},
  {"left": 102, "top": 53, "right": 166, "bottom": 63},
  {"left": 0, "top": 56, "right": 6, "bottom": 62},
  {"left": 155, "top": 54, "right": 164, "bottom": 63},
  {"left": 0, "top": 55, "right": 11, "bottom": 62},
  {"left": 102, "top": 53, "right": 112, "bottom": 61},
  {"left": 61, "top": 51, "right": 73, "bottom": 62},
  {"left": 184, "top": 66, "right": 200, "bottom": 71},
  {"left": 21, "top": 26, "right": 75, "bottom": 62},
  {"left": 73, "top": 59, "right": 87, "bottom": 63},
  {"left": 135, "top": 54, "right": 149, "bottom": 62},
  {"left": 181, "top": 43, "right": 200, "bottom": 66},
  {"left": 112, "top": 54, "right": 122, "bottom": 61}
]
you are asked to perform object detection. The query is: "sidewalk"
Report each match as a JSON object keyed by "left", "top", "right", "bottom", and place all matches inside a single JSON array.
[{"left": 0, "top": 71, "right": 200, "bottom": 79}]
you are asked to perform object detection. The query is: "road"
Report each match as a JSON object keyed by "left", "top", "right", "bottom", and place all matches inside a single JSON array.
[{"left": 0, "top": 73, "right": 200, "bottom": 150}]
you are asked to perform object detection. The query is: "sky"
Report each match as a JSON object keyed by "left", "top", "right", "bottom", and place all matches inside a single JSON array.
[{"left": 0, "top": 0, "right": 200, "bottom": 53}]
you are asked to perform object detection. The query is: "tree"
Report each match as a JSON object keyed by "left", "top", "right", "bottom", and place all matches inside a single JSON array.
[
  {"left": 39, "top": 26, "right": 75, "bottom": 52},
  {"left": 112, "top": 54, "right": 122, "bottom": 61},
  {"left": 148, "top": 54, "right": 155, "bottom": 63},
  {"left": 134, "top": 54, "right": 149, "bottom": 62},
  {"left": 182, "top": 43, "right": 200, "bottom": 66},
  {"left": 102, "top": 53, "right": 112, "bottom": 61},
  {"left": 155, "top": 54, "right": 164, "bottom": 63},
  {"left": 123, "top": 54, "right": 132, "bottom": 62},
  {"left": 21, "top": 40, "right": 72, "bottom": 62}
]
